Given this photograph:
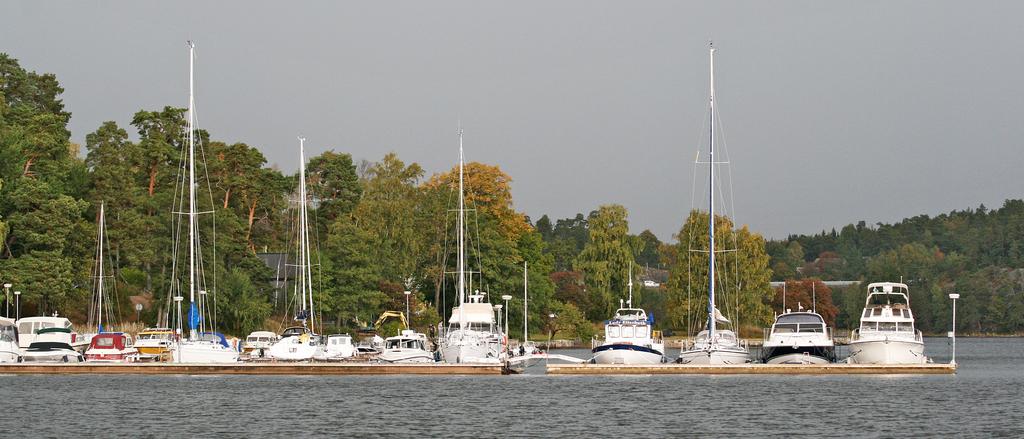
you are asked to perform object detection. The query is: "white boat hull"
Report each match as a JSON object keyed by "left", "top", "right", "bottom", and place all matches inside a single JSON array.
[
  {"left": 440, "top": 343, "right": 500, "bottom": 364},
  {"left": 766, "top": 352, "right": 831, "bottom": 365},
  {"left": 848, "top": 339, "right": 926, "bottom": 365},
  {"left": 268, "top": 336, "right": 318, "bottom": 361},
  {"left": 174, "top": 341, "right": 238, "bottom": 363},
  {"left": 592, "top": 348, "right": 664, "bottom": 365},
  {"left": 677, "top": 348, "right": 750, "bottom": 365},
  {"left": 0, "top": 342, "right": 20, "bottom": 363},
  {"left": 379, "top": 349, "right": 434, "bottom": 363},
  {"left": 21, "top": 349, "right": 83, "bottom": 363}
]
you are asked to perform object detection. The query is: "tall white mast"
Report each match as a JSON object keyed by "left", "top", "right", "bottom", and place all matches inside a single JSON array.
[
  {"left": 457, "top": 123, "right": 466, "bottom": 330},
  {"left": 523, "top": 261, "right": 528, "bottom": 343},
  {"left": 97, "top": 202, "right": 105, "bottom": 332},
  {"left": 186, "top": 40, "right": 198, "bottom": 341},
  {"left": 298, "top": 136, "right": 316, "bottom": 332},
  {"left": 706, "top": 41, "right": 717, "bottom": 340}
]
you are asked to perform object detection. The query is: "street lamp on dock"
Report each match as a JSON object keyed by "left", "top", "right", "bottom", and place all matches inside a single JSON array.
[
  {"left": 13, "top": 291, "right": 21, "bottom": 320},
  {"left": 3, "top": 283, "right": 11, "bottom": 318},
  {"left": 404, "top": 291, "right": 412, "bottom": 329},
  {"left": 949, "top": 293, "right": 959, "bottom": 365}
]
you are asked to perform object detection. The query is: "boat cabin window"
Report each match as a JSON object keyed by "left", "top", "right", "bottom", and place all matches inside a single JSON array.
[
  {"left": 878, "top": 322, "right": 896, "bottom": 332},
  {"left": 607, "top": 326, "right": 620, "bottom": 338},
  {"left": 862, "top": 309, "right": 872, "bottom": 318},
  {"left": 774, "top": 324, "right": 798, "bottom": 333},
  {"left": 872, "top": 308, "right": 883, "bottom": 317},
  {"left": 798, "top": 325, "right": 823, "bottom": 333},
  {"left": 621, "top": 326, "right": 635, "bottom": 338},
  {"left": 868, "top": 293, "right": 908, "bottom": 306},
  {"left": 0, "top": 326, "right": 15, "bottom": 342},
  {"left": 96, "top": 337, "right": 115, "bottom": 347},
  {"left": 860, "top": 322, "right": 876, "bottom": 331},
  {"left": 635, "top": 326, "right": 648, "bottom": 338},
  {"left": 897, "top": 322, "right": 915, "bottom": 332}
]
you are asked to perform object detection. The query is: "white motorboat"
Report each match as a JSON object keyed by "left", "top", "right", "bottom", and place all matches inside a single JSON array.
[
  {"left": 379, "top": 330, "right": 434, "bottom": 363},
  {"left": 16, "top": 316, "right": 89, "bottom": 352},
  {"left": 20, "top": 327, "right": 84, "bottom": 363},
  {"left": 592, "top": 265, "right": 665, "bottom": 365},
  {"left": 437, "top": 126, "right": 504, "bottom": 365},
  {"left": 356, "top": 335, "right": 385, "bottom": 355},
  {"left": 314, "top": 334, "right": 356, "bottom": 361},
  {"left": 85, "top": 332, "right": 139, "bottom": 363},
  {"left": 167, "top": 42, "right": 238, "bottom": 364},
  {"left": 761, "top": 309, "right": 836, "bottom": 364},
  {"left": 0, "top": 317, "right": 21, "bottom": 363},
  {"left": 243, "top": 331, "right": 280, "bottom": 358},
  {"left": 847, "top": 282, "right": 927, "bottom": 365},
  {"left": 677, "top": 43, "right": 750, "bottom": 365}
]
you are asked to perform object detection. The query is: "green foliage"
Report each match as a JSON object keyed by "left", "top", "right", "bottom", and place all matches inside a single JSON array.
[
  {"left": 215, "top": 268, "right": 273, "bottom": 336},
  {"left": 665, "top": 210, "right": 774, "bottom": 334},
  {"left": 307, "top": 151, "right": 362, "bottom": 226},
  {"left": 574, "top": 205, "right": 636, "bottom": 320}
]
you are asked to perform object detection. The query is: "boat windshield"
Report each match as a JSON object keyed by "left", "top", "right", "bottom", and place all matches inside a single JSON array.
[
  {"left": 138, "top": 333, "right": 171, "bottom": 340},
  {"left": 386, "top": 339, "right": 423, "bottom": 350},
  {"left": 868, "top": 293, "right": 908, "bottom": 306}
]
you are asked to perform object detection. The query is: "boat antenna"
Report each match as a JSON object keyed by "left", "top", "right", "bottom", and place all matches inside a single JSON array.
[
  {"left": 812, "top": 281, "right": 817, "bottom": 313},
  {"left": 782, "top": 282, "right": 786, "bottom": 313},
  {"left": 627, "top": 261, "right": 634, "bottom": 308}
]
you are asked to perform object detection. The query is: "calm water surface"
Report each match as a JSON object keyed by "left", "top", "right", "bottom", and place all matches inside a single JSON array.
[{"left": 2, "top": 338, "right": 1021, "bottom": 438}]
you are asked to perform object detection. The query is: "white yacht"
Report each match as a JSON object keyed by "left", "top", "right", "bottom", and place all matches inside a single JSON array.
[
  {"left": 267, "top": 137, "right": 321, "bottom": 362},
  {"left": 16, "top": 316, "right": 89, "bottom": 352},
  {"left": 0, "top": 318, "right": 21, "bottom": 363},
  {"left": 437, "top": 126, "right": 504, "bottom": 365},
  {"left": 441, "top": 293, "right": 502, "bottom": 364},
  {"left": 269, "top": 326, "right": 319, "bottom": 361},
  {"left": 168, "top": 42, "right": 237, "bottom": 364},
  {"left": 761, "top": 309, "right": 836, "bottom": 364},
  {"left": 20, "top": 327, "right": 84, "bottom": 363},
  {"left": 313, "top": 334, "right": 356, "bottom": 361},
  {"left": 379, "top": 330, "right": 434, "bottom": 363},
  {"left": 676, "top": 43, "right": 750, "bottom": 365},
  {"left": 592, "top": 266, "right": 665, "bottom": 365},
  {"left": 847, "top": 282, "right": 927, "bottom": 365}
]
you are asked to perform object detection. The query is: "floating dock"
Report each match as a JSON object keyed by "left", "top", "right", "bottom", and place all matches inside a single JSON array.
[
  {"left": 0, "top": 362, "right": 504, "bottom": 376},
  {"left": 546, "top": 363, "right": 957, "bottom": 375}
]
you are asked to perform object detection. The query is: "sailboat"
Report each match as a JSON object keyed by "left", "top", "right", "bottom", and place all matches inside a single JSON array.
[
  {"left": 170, "top": 41, "right": 238, "bottom": 364},
  {"left": 591, "top": 262, "right": 665, "bottom": 364},
  {"left": 267, "top": 137, "right": 321, "bottom": 361},
  {"left": 677, "top": 43, "right": 751, "bottom": 365},
  {"left": 84, "top": 203, "right": 139, "bottom": 362},
  {"left": 438, "top": 125, "right": 503, "bottom": 364}
]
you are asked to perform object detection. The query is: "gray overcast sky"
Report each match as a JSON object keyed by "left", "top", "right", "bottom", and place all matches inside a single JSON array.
[{"left": 4, "top": 1, "right": 1023, "bottom": 241}]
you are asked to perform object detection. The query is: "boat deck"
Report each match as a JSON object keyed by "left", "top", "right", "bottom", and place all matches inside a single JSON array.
[
  {"left": 0, "top": 362, "right": 504, "bottom": 375},
  {"left": 546, "top": 363, "right": 957, "bottom": 375}
]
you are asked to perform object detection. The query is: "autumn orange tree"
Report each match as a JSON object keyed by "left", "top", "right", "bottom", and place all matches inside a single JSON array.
[{"left": 772, "top": 279, "right": 839, "bottom": 326}]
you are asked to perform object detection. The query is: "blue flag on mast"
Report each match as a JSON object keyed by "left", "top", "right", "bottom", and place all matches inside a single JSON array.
[{"left": 189, "top": 303, "right": 201, "bottom": 330}]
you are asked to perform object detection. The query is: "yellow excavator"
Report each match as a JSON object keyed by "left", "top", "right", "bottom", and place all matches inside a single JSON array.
[{"left": 357, "top": 311, "right": 408, "bottom": 335}]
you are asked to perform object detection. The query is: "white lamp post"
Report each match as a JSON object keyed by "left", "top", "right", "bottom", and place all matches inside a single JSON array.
[
  {"left": 13, "top": 290, "right": 21, "bottom": 320},
  {"left": 404, "top": 291, "right": 411, "bottom": 329},
  {"left": 3, "top": 283, "right": 11, "bottom": 318},
  {"left": 494, "top": 304, "right": 503, "bottom": 337},
  {"left": 501, "top": 295, "right": 512, "bottom": 336},
  {"left": 949, "top": 293, "right": 959, "bottom": 365}
]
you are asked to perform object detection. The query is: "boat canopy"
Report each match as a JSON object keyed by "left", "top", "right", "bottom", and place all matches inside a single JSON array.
[
  {"left": 775, "top": 312, "right": 825, "bottom": 325},
  {"left": 448, "top": 303, "right": 495, "bottom": 324},
  {"left": 90, "top": 333, "right": 128, "bottom": 350}
]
